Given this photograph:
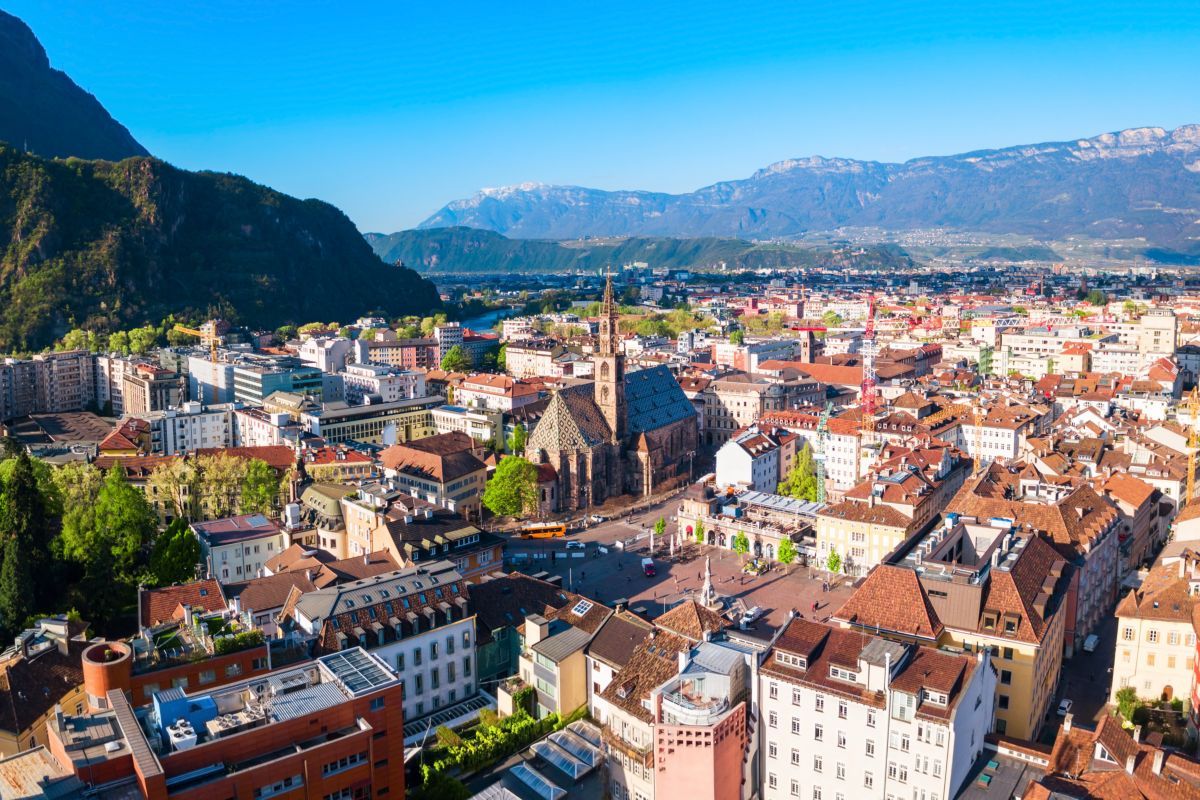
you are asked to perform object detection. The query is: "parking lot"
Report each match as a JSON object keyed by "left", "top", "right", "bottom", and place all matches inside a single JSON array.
[{"left": 501, "top": 500, "right": 854, "bottom": 633}]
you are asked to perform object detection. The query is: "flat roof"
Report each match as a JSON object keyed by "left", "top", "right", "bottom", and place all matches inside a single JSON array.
[{"left": 319, "top": 649, "right": 397, "bottom": 696}]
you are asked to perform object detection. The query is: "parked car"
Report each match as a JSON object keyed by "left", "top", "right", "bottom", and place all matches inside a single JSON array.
[
  {"left": 589, "top": 514, "right": 607, "bottom": 524},
  {"left": 1082, "top": 634, "right": 1100, "bottom": 653},
  {"left": 641, "top": 557, "right": 656, "bottom": 577},
  {"left": 1057, "top": 698, "right": 1073, "bottom": 716},
  {"left": 739, "top": 606, "right": 764, "bottom": 627},
  {"left": 565, "top": 541, "right": 585, "bottom": 550}
]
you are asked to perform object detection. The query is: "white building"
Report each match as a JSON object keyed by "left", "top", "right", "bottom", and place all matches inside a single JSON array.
[
  {"left": 140, "top": 401, "right": 236, "bottom": 454},
  {"left": 714, "top": 426, "right": 796, "bottom": 493},
  {"left": 284, "top": 560, "right": 479, "bottom": 725},
  {"left": 233, "top": 407, "right": 304, "bottom": 447},
  {"left": 298, "top": 336, "right": 354, "bottom": 374},
  {"left": 760, "top": 618, "right": 995, "bottom": 800},
  {"left": 430, "top": 404, "right": 504, "bottom": 445},
  {"left": 187, "top": 353, "right": 237, "bottom": 404},
  {"left": 456, "top": 374, "right": 541, "bottom": 412},
  {"left": 340, "top": 363, "right": 425, "bottom": 405}
]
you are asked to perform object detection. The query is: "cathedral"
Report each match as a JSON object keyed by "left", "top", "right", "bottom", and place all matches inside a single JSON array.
[{"left": 525, "top": 275, "right": 699, "bottom": 510}]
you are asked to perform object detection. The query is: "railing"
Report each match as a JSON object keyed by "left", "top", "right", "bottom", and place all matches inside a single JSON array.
[
  {"left": 661, "top": 691, "right": 729, "bottom": 726},
  {"left": 601, "top": 724, "right": 653, "bottom": 769}
]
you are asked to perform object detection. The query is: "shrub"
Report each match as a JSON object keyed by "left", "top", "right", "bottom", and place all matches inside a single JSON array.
[
  {"left": 213, "top": 629, "right": 264, "bottom": 656},
  {"left": 477, "top": 708, "right": 499, "bottom": 728},
  {"left": 1115, "top": 686, "right": 1139, "bottom": 722},
  {"left": 436, "top": 725, "right": 463, "bottom": 748}
]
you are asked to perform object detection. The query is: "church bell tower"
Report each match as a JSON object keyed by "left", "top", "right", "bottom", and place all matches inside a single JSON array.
[{"left": 595, "top": 270, "right": 626, "bottom": 444}]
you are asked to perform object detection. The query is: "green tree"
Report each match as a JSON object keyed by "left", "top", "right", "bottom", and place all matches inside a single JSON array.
[
  {"left": 0, "top": 535, "right": 33, "bottom": 640},
  {"left": 440, "top": 345, "right": 470, "bottom": 372},
  {"left": 150, "top": 518, "right": 201, "bottom": 586},
  {"left": 1115, "top": 686, "right": 1139, "bottom": 721},
  {"left": 146, "top": 459, "right": 198, "bottom": 521},
  {"left": 654, "top": 518, "right": 666, "bottom": 545},
  {"left": 0, "top": 452, "right": 57, "bottom": 609},
  {"left": 507, "top": 423, "right": 527, "bottom": 454},
  {"left": 826, "top": 549, "right": 842, "bottom": 574},
  {"left": 694, "top": 519, "right": 705, "bottom": 545},
  {"left": 1086, "top": 289, "right": 1108, "bottom": 306},
  {"left": 497, "top": 342, "right": 507, "bottom": 371},
  {"left": 107, "top": 330, "right": 130, "bottom": 355},
  {"left": 729, "top": 329, "right": 745, "bottom": 345},
  {"left": 777, "top": 536, "right": 797, "bottom": 569},
  {"left": 732, "top": 531, "right": 750, "bottom": 561},
  {"left": 821, "top": 311, "right": 844, "bottom": 328},
  {"left": 127, "top": 324, "right": 159, "bottom": 355},
  {"left": 777, "top": 444, "right": 819, "bottom": 501},
  {"left": 411, "top": 773, "right": 470, "bottom": 800},
  {"left": 274, "top": 324, "right": 299, "bottom": 343},
  {"left": 194, "top": 454, "right": 247, "bottom": 519},
  {"left": 482, "top": 457, "right": 538, "bottom": 517},
  {"left": 240, "top": 459, "right": 279, "bottom": 515}
]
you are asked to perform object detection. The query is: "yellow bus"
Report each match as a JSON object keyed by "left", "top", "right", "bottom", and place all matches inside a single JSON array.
[{"left": 519, "top": 523, "right": 567, "bottom": 539}]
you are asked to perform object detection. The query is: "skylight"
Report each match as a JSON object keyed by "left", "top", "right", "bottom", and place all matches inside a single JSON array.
[{"left": 571, "top": 599, "right": 594, "bottom": 617}]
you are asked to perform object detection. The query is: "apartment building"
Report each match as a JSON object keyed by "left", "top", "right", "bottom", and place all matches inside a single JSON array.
[
  {"left": 0, "top": 617, "right": 88, "bottom": 757},
  {"left": 714, "top": 425, "right": 798, "bottom": 493},
  {"left": 835, "top": 515, "right": 1070, "bottom": 740},
  {"left": 232, "top": 360, "right": 324, "bottom": 404},
  {"left": 298, "top": 335, "right": 353, "bottom": 373},
  {"left": 42, "top": 645, "right": 405, "bottom": 800},
  {"left": 698, "top": 375, "right": 822, "bottom": 447},
  {"left": 194, "top": 513, "right": 288, "bottom": 584},
  {"left": 339, "top": 363, "right": 425, "bottom": 404},
  {"left": 456, "top": 373, "right": 542, "bottom": 411},
  {"left": 430, "top": 403, "right": 504, "bottom": 445},
  {"left": 947, "top": 464, "right": 1120, "bottom": 651},
  {"left": 0, "top": 350, "right": 95, "bottom": 420},
  {"left": 352, "top": 333, "right": 439, "bottom": 370},
  {"left": 1112, "top": 553, "right": 1199, "bottom": 711},
  {"left": 757, "top": 408, "right": 864, "bottom": 492},
  {"left": 187, "top": 352, "right": 238, "bottom": 404},
  {"left": 123, "top": 363, "right": 187, "bottom": 415},
  {"left": 282, "top": 560, "right": 478, "bottom": 726},
  {"left": 816, "top": 442, "right": 971, "bottom": 575},
  {"left": 139, "top": 402, "right": 235, "bottom": 454},
  {"left": 711, "top": 338, "right": 797, "bottom": 372},
  {"left": 379, "top": 432, "right": 487, "bottom": 520},
  {"left": 760, "top": 618, "right": 995, "bottom": 800},
  {"left": 505, "top": 341, "right": 565, "bottom": 379},
  {"left": 95, "top": 353, "right": 138, "bottom": 415}
]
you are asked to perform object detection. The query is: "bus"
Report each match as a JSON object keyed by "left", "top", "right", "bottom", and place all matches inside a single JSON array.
[{"left": 519, "top": 523, "right": 567, "bottom": 539}]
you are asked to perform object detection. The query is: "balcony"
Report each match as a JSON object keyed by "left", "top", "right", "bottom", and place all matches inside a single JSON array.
[
  {"left": 601, "top": 724, "right": 653, "bottom": 769},
  {"left": 660, "top": 689, "right": 730, "bottom": 727}
]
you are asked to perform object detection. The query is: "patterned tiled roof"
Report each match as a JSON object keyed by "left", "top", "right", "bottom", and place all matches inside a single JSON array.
[
  {"left": 625, "top": 365, "right": 696, "bottom": 434},
  {"left": 528, "top": 385, "right": 612, "bottom": 451}
]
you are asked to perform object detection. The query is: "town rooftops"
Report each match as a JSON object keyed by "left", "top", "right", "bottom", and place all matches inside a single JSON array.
[{"left": 140, "top": 579, "right": 227, "bottom": 628}]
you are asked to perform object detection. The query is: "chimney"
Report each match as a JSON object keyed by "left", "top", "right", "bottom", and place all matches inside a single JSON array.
[
  {"left": 1126, "top": 754, "right": 1136, "bottom": 775},
  {"left": 677, "top": 649, "right": 690, "bottom": 674},
  {"left": 1153, "top": 748, "right": 1165, "bottom": 776},
  {"left": 1063, "top": 712, "right": 1073, "bottom": 732},
  {"left": 1132, "top": 724, "right": 1142, "bottom": 743}
]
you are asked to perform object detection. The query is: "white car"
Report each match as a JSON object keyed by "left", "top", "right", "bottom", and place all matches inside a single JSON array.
[
  {"left": 1082, "top": 634, "right": 1100, "bottom": 653},
  {"left": 1057, "top": 698, "right": 1073, "bottom": 716},
  {"left": 739, "top": 606, "right": 764, "bottom": 627},
  {"left": 565, "top": 541, "right": 585, "bottom": 550},
  {"left": 589, "top": 514, "right": 607, "bottom": 524}
]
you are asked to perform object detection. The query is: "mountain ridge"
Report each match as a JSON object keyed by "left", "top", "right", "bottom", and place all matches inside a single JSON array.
[
  {"left": 0, "top": 9, "right": 149, "bottom": 161},
  {"left": 419, "top": 125, "right": 1200, "bottom": 252}
]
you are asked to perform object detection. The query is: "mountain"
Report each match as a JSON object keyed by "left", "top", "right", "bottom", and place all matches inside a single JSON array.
[
  {"left": 0, "top": 144, "right": 441, "bottom": 351},
  {"left": 365, "top": 226, "right": 913, "bottom": 274},
  {"left": 0, "top": 10, "right": 149, "bottom": 161},
  {"left": 420, "top": 126, "right": 1200, "bottom": 254}
]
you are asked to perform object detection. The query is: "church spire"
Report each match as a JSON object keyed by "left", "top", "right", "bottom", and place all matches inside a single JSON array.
[{"left": 600, "top": 269, "right": 619, "bottom": 356}]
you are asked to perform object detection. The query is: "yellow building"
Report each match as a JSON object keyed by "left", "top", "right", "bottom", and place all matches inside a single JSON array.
[
  {"left": 835, "top": 516, "right": 1070, "bottom": 740},
  {"left": 499, "top": 600, "right": 612, "bottom": 720},
  {"left": 0, "top": 619, "right": 89, "bottom": 757},
  {"left": 1111, "top": 553, "right": 1199, "bottom": 708}
]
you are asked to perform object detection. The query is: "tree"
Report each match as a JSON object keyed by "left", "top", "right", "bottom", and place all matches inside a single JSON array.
[
  {"left": 274, "top": 324, "right": 299, "bottom": 343},
  {"left": 147, "top": 459, "right": 198, "bottom": 521},
  {"left": 411, "top": 773, "right": 470, "bottom": 800},
  {"left": 825, "top": 549, "right": 842, "bottom": 574},
  {"left": 729, "top": 329, "right": 745, "bottom": 345},
  {"left": 777, "top": 536, "right": 797, "bottom": 570},
  {"left": 694, "top": 519, "right": 705, "bottom": 545},
  {"left": 0, "top": 452, "right": 56, "bottom": 609},
  {"left": 497, "top": 343, "right": 507, "bottom": 371},
  {"left": 1086, "top": 289, "right": 1108, "bottom": 306},
  {"left": 127, "top": 325, "right": 159, "bottom": 355},
  {"left": 654, "top": 517, "right": 666, "bottom": 539},
  {"left": 150, "top": 518, "right": 201, "bottom": 586},
  {"left": 482, "top": 457, "right": 538, "bottom": 517},
  {"left": 107, "top": 330, "right": 130, "bottom": 355},
  {"left": 778, "top": 444, "right": 819, "bottom": 501},
  {"left": 821, "top": 311, "right": 844, "bottom": 328},
  {"left": 194, "top": 454, "right": 247, "bottom": 520},
  {"left": 732, "top": 531, "right": 750, "bottom": 561},
  {"left": 507, "top": 423, "right": 527, "bottom": 455},
  {"left": 240, "top": 459, "right": 279, "bottom": 515},
  {"left": 0, "top": 535, "right": 33, "bottom": 640},
  {"left": 440, "top": 345, "right": 470, "bottom": 372},
  {"left": 1115, "top": 686, "right": 1140, "bottom": 721}
]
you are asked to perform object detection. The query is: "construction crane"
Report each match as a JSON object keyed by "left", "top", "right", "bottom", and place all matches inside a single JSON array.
[
  {"left": 1187, "top": 388, "right": 1199, "bottom": 507},
  {"left": 814, "top": 401, "right": 832, "bottom": 504},
  {"left": 860, "top": 293, "right": 878, "bottom": 443},
  {"left": 973, "top": 399, "right": 985, "bottom": 475},
  {"left": 174, "top": 322, "right": 222, "bottom": 405}
]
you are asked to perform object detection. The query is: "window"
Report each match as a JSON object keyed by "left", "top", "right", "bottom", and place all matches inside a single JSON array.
[
  {"left": 321, "top": 751, "right": 367, "bottom": 777},
  {"left": 815, "top": 694, "right": 825, "bottom": 712},
  {"left": 791, "top": 717, "right": 800, "bottom": 734},
  {"left": 1000, "top": 669, "right": 1012, "bottom": 685},
  {"left": 769, "top": 774, "right": 777, "bottom": 790},
  {"left": 1148, "top": 630, "right": 1159, "bottom": 643},
  {"left": 998, "top": 694, "right": 1009, "bottom": 710},
  {"left": 866, "top": 740, "right": 875, "bottom": 757},
  {"left": 770, "top": 682, "right": 778, "bottom": 699},
  {"left": 414, "top": 649, "right": 422, "bottom": 666},
  {"left": 769, "top": 742, "right": 777, "bottom": 759},
  {"left": 836, "top": 762, "right": 845, "bottom": 780},
  {"left": 837, "top": 731, "right": 847, "bottom": 749},
  {"left": 414, "top": 674, "right": 424, "bottom": 695},
  {"left": 198, "top": 669, "right": 216, "bottom": 685},
  {"left": 396, "top": 653, "right": 405, "bottom": 670},
  {"left": 933, "top": 760, "right": 943, "bottom": 778},
  {"left": 867, "top": 709, "right": 876, "bottom": 728},
  {"left": 811, "top": 789, "right": 821, "bottom": 800},
  {"left": 430, "top": 641, "right": 439, "bottom": 659},
  {"left": 1002, "top": 646, "right": 1014, "bottom": 660},
  {"left": 792, "top": 749, "right": 802, "bottom": 766},
  {"left": 864, "top": 772, "right": 874, "bottom": 789},
  {"left": 1169, "top": 631, "right": 1181, "bottom": 645},
  {"left": 1122, "top": 626, "right": 1134, "bottom": 640},
  {"left": 813, "top": 754, "right": 822, "bottom": 772},
  {"left": 814, "top": 723, "right": 823, "bottom": 741},
  {"left": 838, "top": 700, "right": 848, "bottom": 719},
  {"left": 464, "top": 656, "right": 471, "bottom": 677},
  {"left": 769, "top": 711, "right": 778, "bottom": 728},
  {"left": 790, "top": 780, "right": 800, "bottom": 797}
]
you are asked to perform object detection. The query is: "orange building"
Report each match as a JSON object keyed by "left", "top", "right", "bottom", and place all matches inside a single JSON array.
[{"left": 49, "top": 644, "right": 404, "bottom": 800}]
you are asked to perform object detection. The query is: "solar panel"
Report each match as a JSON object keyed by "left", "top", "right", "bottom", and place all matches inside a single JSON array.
[{"left": 319, "top": 648, "right": 396, "bottom": 696}]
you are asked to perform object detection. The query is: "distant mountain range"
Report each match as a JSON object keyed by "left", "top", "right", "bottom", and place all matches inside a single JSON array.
[
  {"left": 365, "top": 226, "right": 914, "bottom": 274},
  {"left": 419, "top": 126, "right": 1200, "bottom": 256},
  {"left": 0, "top": 10, "right": 148, "bottom": 161}
]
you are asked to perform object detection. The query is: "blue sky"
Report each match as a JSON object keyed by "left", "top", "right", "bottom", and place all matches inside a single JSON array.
[{"left": 9, "top": 1, "right": 1200, "bottom": 232}]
